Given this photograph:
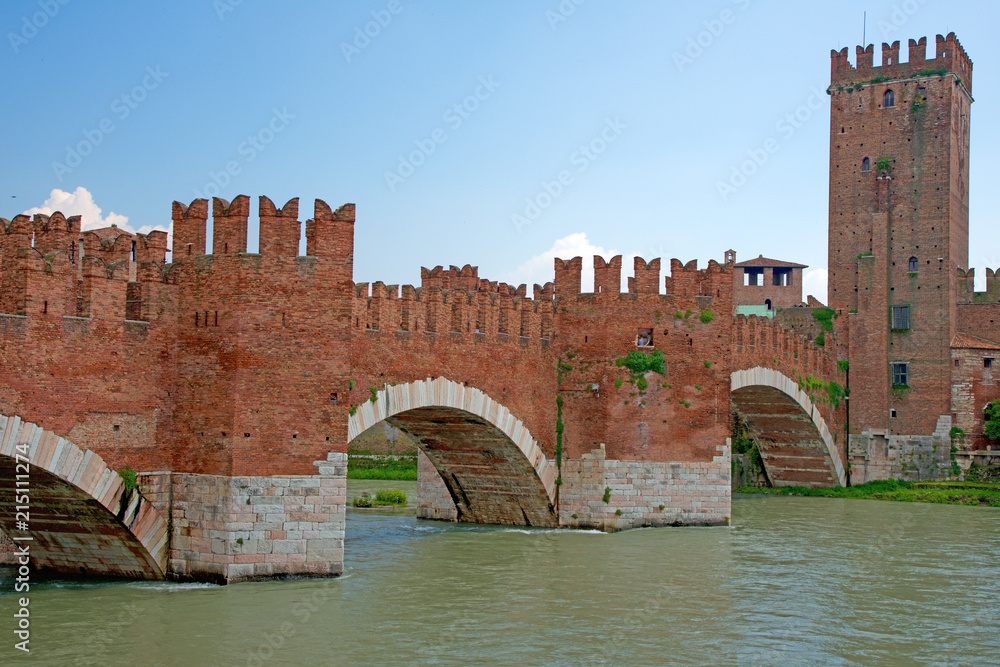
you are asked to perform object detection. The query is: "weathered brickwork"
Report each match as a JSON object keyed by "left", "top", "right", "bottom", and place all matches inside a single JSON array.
[{"left": 828, "top": 34, "right": 974, "bottom": 437}]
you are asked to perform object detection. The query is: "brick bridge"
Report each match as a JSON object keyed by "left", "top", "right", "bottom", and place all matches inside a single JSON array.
[{"left": 0, "top": 196, "right": 845, "bottom": 582}]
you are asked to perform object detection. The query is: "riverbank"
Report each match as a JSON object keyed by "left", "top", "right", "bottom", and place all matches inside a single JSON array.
[
  {"left": 736, "top": 479, "right": 1000, "bottom": 506},
  {"left": 347, "top": 454, "right": 417, "bottom": 480}
]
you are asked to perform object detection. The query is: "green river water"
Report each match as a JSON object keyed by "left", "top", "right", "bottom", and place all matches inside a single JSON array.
[{"left": 2, "top": 481, "right": 998, "bottom": 666}]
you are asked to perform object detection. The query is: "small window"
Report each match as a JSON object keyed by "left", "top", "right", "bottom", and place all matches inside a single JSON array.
[
  {"left": 773, "top": 268, "right": 792, "bottom": 287},
  {"left": 636, "top": 328, "right": 653, "bottom": 348},
  {"left": 743, "top": 268, "right": 762, "bottom": 286},
  {"left": 884, "top": 89, "right": 895, "bottom": 107},
  {"left": 955, "top": 359, "right": 960, "bottom": 367},
  {"left": 765, "top": 299, "right": 772, "bottom": 311},
  {"left": 892, "top": 305, "right": 910, "bottom": 330},
  {"left": 890, "top": 409, "right": 897, "bottom": 418},
  {"left": 861, "top": 157, "right": 870, "bottom": 172},
  {"left": 986, "top": 358, "right": 994, "bottom": 369},
  {"left": 908, "top": 256, "right": 918, "bottom": 272},
  {"left": 892, "top": 362, "right": 908, "bottom": 387},
  {"left": 330, "top": 392, "right": 339, "bottom": 405}
]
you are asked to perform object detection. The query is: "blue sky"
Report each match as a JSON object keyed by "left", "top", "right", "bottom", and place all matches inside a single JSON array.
[{"left": 3, "top": 0, "right": 998, "bottom": 298}]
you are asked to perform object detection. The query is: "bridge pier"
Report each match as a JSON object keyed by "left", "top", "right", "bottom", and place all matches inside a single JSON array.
[{"left": 138, "top": 454, "right": 347, "bottom": 584}]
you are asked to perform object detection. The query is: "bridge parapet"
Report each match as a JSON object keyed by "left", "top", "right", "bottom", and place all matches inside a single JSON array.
[{"left": 352, "top": 277, "right": 555, "bottom": 343}]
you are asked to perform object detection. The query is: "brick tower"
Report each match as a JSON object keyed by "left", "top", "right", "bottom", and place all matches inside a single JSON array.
[{"left": 828, "top": 34, "right": 973, "bottom": 436}]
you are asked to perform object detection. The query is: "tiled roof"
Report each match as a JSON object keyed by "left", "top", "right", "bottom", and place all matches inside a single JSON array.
[
  {"left": 951, "top": 332, "right": 1000, "bottom": 350},
  {"left": 733, "top": 255, "right": 807, "bottom": 269}
]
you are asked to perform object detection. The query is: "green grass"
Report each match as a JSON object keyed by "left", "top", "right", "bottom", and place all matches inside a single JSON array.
[
  {"left": 352, "top": 488, "right": 408, "bottom": 507},
  {"left": 736, "top": 479, "right": 1000, "bottom": 507},
  {"left": 347, "top": 455, "right": 417, "bottom": 480}
]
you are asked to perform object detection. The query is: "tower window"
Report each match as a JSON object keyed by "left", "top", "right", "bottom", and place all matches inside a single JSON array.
[
  {"left": 892, "top": 305, "right": 910, "bottom": 330},
  {"left": 884, "top": 89, "right": 895, "bottom": 107},
  {"left": 743, "top": 268, "right": 762, "bottom": 286},
  {"left": 908, "top": 256, "right": 918, "bottom": 272},
  {"left": 861, "top": 157, "right": 870, "bottom": 172},
  {"left": 892, "top": 362, "right": 908, "bottom": 387},
  {"left": 986, "top": 358, "right": 994, "bottom": 369}
]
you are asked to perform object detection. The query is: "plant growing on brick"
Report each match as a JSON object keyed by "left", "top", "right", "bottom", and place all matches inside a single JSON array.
[
  {"left": 117, "top": 467, "right": 138, "bottom": 493},
  {"left": 699, "top": 310, "right": 714, "bottom": 324},
  {"left": 602, "top": 486, "right": 611, "bottom": 503}
]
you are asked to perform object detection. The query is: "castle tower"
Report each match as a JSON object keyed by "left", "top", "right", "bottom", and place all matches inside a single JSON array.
[{"left": 828, "top": 34, "right": 973, "bottom": 435}]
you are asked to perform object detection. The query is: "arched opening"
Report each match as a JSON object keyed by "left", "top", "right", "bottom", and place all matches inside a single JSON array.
[
  {"left": 908, "top": 256, "right": 918, "bottom": 272},
  {"left": 861, "top": 157, "right": 871, "bottom": 172},
  {"left": 730, "top": 368, "right": 845, "bottom": 488},
  {"left": 764, "top": 298, "right": 772, "bottom": 311},
  {"left": 345, "top": 378, "right": 557, "bottom": 528},
  {"left": 884, "top": 89, "right": 895, "bottom": 107},
  {"left": 0, "top": 414, "right": 167, "bottom": 579}
]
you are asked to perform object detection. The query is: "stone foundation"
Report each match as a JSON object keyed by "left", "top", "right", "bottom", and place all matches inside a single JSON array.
[
  {"left": 416, "top": 450, "right": 459, "bottom": 521},
  {"left": 848, "top": 416, "right": 953, "bottom": 483},
  {"left": 558, "top": 443, "right": 731, "bottom": 530},
  {"left": 138, "top": 453, "right": 346, "bottom": 584}
]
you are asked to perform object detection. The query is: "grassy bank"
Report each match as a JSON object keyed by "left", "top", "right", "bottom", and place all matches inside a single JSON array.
[
  {"left": 352, "top": 488, "right": 408, "bottom": 508},
  {"left": 736, "top": 479, "right": 1000, "bottom": 507},
  {"left": 347, "top": 455, "right": 418, "bottom": 480}
]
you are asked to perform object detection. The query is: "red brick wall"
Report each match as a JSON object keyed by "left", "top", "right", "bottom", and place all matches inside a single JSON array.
[{"left": 828, "top": 34, "right": 973, "bottom": 435}]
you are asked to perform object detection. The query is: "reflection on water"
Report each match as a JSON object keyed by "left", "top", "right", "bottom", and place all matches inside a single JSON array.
[{"left": 2, "top": 487, "right": 998, "bottom": 666}]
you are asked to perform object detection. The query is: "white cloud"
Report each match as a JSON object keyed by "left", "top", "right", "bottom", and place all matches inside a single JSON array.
[
  {"left": 499, "top": 232, "right": 640, "bottom": 292},
  {"left": 22, "top": 187, "right": 170, "bottom": 242},
  {"left": 803, "top": 267, "right": 828, "bottom": 304},
  {"left": 24, "top": 187, "right": 129, "bottom": 231}
]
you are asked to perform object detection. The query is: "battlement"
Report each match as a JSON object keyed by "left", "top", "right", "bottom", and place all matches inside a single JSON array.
[
  {"left": 420, "top": 264, "right": 480, "bottom": 291},
  {"left": 171, "top": 196, "right": 355, "bottom": 261},
  {"left": 957, "top": 267, "right": 1000, "bottom": 304},
  {"left": 352, "top": 277, "right": 553, "bottom": 342},
  {"left": 553, "top": 255, "right": 730, "bottom": 303},
  {"left": 831, "top": 33, "right": 972, "bottom": 94},
  {"left": 733, "top": 314, "right": 834, "bottom": 378}
]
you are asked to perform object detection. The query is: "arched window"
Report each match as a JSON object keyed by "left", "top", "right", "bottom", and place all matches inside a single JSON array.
[
  {"left": 765, "top": 299, "right": 772, "bottom": 311},
  {"left": 861, "top": 157, "right": 870, "bottom": 172},
  {"left": 908, "top": 256, "right": 918, "bottom": 272},
  {"left": 884, "top": 89, "right": 895, "bottom": 107}
]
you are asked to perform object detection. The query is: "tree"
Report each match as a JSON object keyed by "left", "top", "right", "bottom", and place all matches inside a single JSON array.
[{"left": 985, "top": 402, "right": 1000, "bottom": 442}]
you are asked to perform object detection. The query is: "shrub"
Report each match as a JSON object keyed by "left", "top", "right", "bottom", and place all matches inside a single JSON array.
[
  {"left": 615, "top": 350, "right": 665, "bottom": 375},
  {"left": 603, "top": 486, "right": 611, "bottom": 503},
  {"left": 374, "top": 488, "right": 407, "bottom": 505},
  {"left": 118, "top": 467, "right": 138, "bottom": 493},
  {"left": 985, "top": 403, "right": 1000, "bottom": 442},
  {"left": 700, "top": 310, "right": 714, "bottom": 324}
]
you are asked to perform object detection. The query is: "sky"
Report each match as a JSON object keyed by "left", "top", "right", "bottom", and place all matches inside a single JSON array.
[{"left": 3, "top": 0, "right": 998, "bottom": 300}]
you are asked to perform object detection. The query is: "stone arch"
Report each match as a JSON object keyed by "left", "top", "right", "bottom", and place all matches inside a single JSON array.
[
  {"left": 0, "top": 414, "right": 167, "bottom": 579},
  {"left": 730, "top": 367, "right": 846, "bottom": 487},
  {"left": 348, "top": 377, "right": 558, "bottom": 525}
]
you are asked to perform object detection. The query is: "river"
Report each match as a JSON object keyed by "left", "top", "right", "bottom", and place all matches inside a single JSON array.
[{"left": 2, "top": 481, "right": 998, "bottom": 666}]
